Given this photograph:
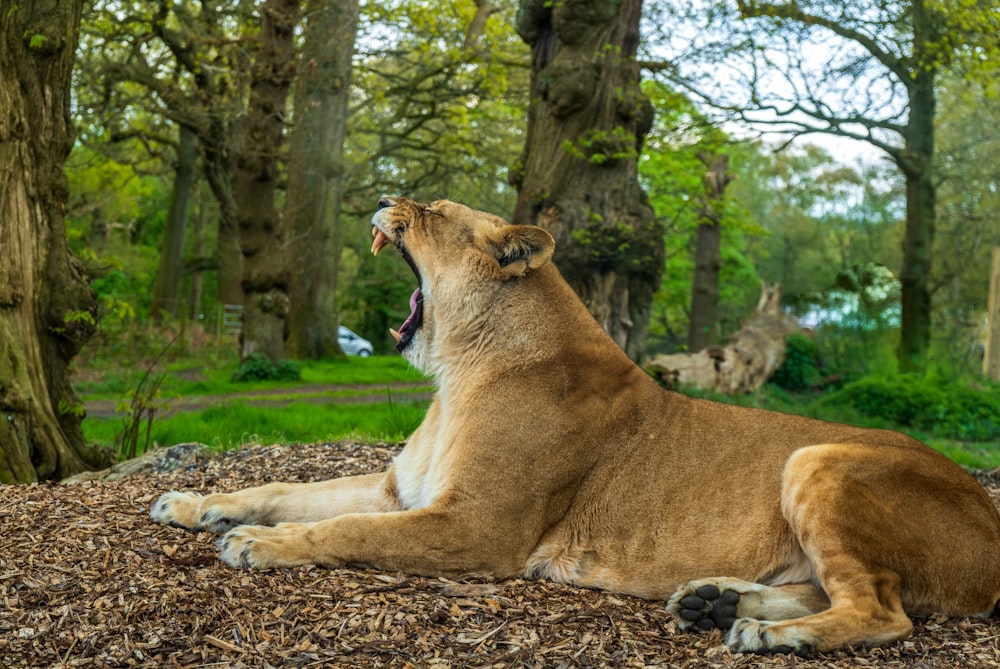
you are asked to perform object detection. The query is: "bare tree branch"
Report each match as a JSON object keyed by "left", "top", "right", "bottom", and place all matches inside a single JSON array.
[{"left": 736, "top": 0, "right": 909, "bottom": 83}]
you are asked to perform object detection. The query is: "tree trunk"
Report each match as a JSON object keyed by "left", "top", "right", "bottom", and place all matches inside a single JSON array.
[
  {"left": 896, "top": 11, "right": 936, "bottom": 375},
  {"left": 512, "top": 0, "right": 662, "bottom": 362},
  {"left": 688, "top": 151, "right": 732, "bottom": 352},
  {"left": 0, "top": 0, "right": 110, "bottom": 482},
  {"left": 284, "top": 0, "right": 359, "bottom": 360},
  {"left": 234, "top": 0, "right": 301, "bottom": 363},
  {"left": 188, "top": 187, "right": 209, "bottom": 321},
  {"left": 151, "top": 123, "right": 197, "bottom": 324},
  {"left": 202, "top": 133, "right": 244, "bottom": 308},
  {"left": 986, "top": 248, "right": 1000, "bottom": 381}
]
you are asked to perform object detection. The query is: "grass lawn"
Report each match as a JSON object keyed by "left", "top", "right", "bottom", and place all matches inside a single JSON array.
[
  {"left": 76, "top": 355, "right": 432, "bottom": 454},
  {"left": 74, "top": 354, "right": 429, "bottom": 400},
  {"left": 83, "top": 398, "right": 431, "bottom": 451}
]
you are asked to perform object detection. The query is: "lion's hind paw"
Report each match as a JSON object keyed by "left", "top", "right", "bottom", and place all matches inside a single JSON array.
[{"left": 668, "top": 582, "right": 741, "bottom": 632}]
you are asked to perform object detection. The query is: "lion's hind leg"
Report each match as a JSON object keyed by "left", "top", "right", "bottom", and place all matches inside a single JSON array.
[
  {"left": 667, "top": 574, "right": 912, "bottom": 655},
  {"left": 668, "top": 579, "right": 829, "bottom": 636},
  {"left": 724, "top": 579, "right": 913, "bottom": 655},
  {"left": 722, "top": 440, "right": 997, "bottom": 655}
]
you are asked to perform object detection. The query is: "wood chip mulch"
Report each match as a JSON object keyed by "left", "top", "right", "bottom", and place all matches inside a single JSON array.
[{"left": 2, "top": 441, "right": 999, "bottom": 668}]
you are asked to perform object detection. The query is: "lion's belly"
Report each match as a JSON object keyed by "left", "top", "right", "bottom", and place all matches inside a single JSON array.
[{"left": 524, "top": 492, "right": 806, "bottom": 601}]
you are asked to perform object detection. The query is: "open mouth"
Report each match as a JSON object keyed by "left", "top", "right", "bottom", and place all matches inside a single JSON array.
[{"left": 371, "top": 226, "right": 423, "bottom": 352}]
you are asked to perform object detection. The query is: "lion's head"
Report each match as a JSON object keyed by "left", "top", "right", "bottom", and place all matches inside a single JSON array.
[{"left": 370, "top": 197, "right": 555, "bottom": 372}]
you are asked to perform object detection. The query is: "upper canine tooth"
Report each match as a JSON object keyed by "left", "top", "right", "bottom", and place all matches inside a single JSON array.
[{"left": 371, "top": 229, "right": 391, "bottom": 256}]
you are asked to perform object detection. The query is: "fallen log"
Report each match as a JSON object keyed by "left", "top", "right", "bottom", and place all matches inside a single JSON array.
[{"left": 645, "top": 283, "right": 797, "bottom": 394}]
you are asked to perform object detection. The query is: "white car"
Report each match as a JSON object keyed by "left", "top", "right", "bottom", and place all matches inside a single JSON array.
[{"left": 338, "top": 326, "right": 373, "bottom": 357}]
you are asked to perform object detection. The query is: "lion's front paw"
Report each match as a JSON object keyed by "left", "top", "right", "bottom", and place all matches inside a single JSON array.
[
  {"left": 217, "top": 524, "right": 311, "bottom": 569},
  {"left": 150, "top": 491, "right": 205, "bottom": 530},
  {"left": 668, "top": 582, "right": 742, "bottom": 632}
]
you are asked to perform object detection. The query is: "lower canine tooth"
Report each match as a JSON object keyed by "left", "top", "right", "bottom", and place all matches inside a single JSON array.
[{"left": 389, "top": 328, "right": 402, "bottom": 343}]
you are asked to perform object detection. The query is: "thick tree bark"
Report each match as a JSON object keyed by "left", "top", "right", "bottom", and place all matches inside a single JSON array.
[
  {"left": 284, "top": 0, "right": 359, "bottom": 360},
  {"left": 512, "top": 0, "right": 662, "bottom": 362},
  {"left": 151, "top": 124, "right": 197, "bottom": 323},
  {"left": 687, "top": 152, "right": 733, "bottom": 352},
  {"left": 0, "top": 0, "right": 109, "bottom": 482},
  {"left": 234, "top": 0, "right": 301, "bottom": 362}
]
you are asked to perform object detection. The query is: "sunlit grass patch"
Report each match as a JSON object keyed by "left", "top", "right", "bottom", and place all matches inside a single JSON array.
[{"left": 83, "top": 398, "right": 430, "bottom": 454}]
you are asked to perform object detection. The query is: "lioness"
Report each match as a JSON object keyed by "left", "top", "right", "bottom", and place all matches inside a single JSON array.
[{"left": 152, "top": 197, "right": 1000, "bottom": 655}]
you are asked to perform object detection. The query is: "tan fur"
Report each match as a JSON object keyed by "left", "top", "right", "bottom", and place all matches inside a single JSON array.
[{"left": 152, "top": 197, "right": 1000, "bottom": 655}]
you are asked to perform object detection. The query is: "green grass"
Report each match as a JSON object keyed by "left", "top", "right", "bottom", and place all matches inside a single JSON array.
[
  {"left": 921, "top": 437, "right": 1000, "bottom": 471},
  {"left": 75, "top": 354, "right": 430, "bottom": 400},
  {"left": 83, "top": 398, "right": 430, "bottom": 451},
  {"left": 76, "top": 354, "right": 433, "bottom": 454}
]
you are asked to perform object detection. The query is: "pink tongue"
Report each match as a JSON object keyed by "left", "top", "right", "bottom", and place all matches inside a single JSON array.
[{"left": 400, "top": 288, "right": 421, "bottom": 331}]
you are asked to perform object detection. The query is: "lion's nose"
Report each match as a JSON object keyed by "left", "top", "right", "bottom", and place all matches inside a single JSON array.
[{"left": 376, "top": 197, "right": 393, "bottom": 211}]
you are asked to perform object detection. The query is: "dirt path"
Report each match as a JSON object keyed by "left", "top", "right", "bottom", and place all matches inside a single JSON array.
[{"left": 84, "top": 381, "right": 434, "bottom": 419}]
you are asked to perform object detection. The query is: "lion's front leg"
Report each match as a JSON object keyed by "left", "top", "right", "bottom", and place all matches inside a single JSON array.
[
  {"left": 151, "top": 488, "right": 289, "bottom": 534},
  {"left": 151, "top": 472, "right": 396, "bottom": 533},
  {"left": 214, "top": 506, "right": 526, "bottom": 576}
]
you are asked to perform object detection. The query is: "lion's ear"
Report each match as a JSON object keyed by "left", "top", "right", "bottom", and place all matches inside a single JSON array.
[{"left": 490, "top": 225, "right": 555, "bottom": 278}]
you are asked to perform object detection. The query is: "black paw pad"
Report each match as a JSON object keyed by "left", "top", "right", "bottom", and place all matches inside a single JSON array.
[
  {"left": 767, "top": 645, "right": 795, "bottom": 655},
  {"left": 679, "top": 587, "right": 741, "bottom": 631},
  {"left": 763, "top": 642, "right": 815, "bottom": 657}
]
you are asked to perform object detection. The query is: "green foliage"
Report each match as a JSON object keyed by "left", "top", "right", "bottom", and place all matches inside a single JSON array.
[
  {"left": 729, "top": 145, "right": 904, "bottom": 315},
  {"left": 65, "top": 144, "right": 175, "bottom": 327},
  {"left": 336, "top": 0, "right": 529, "bottom": 349},
  {"left": 931, "top": 71, "right": 1000, "bottom": 373},
  {"left": 771, "top": 333, "right": 820, "bottom": 392},
  {"left": 61, "top": 0, "right": 994, "bottom": 393},
  {"left": 232, "top": 354, "right": 301, "bottom": 383},
  {"left": 570, "top": 218, "right": 639, "bottom": 268},
  {"left": 820, "top": 375, "right": 1000, "bottom": 442},
  {"left": 383, "top": 390, "right": 427, "bottom": 440},
  {"left": 25, "top": 32, "right": 47, "bottom": 50},
  {"left": 562, "top": 127, "right": 639, "bottom": 165},
  {"left": 640, "top": 82, "right": 767, "bottom": 352},
  {"left": 348, "top": 0, "right": 527, "bottom": 212},
  {"left": 675, "top": 378, "right": 1000, "bottom": 469}
]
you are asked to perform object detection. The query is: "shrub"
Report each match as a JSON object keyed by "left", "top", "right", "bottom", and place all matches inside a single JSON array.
[
  {"left": 771, "top": 333, "right": 821, "bottom": 392},
  {"left": 232, "top": 353, "right": 301, "bottom": 382},
  {"left": 820, "top": 374, "right": 1000, "bottom": 442}
]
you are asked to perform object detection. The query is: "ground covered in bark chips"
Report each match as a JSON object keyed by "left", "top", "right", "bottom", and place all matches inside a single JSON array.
[{"left": 2, "top": 442, "right": 1000, "bottom": 668}]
